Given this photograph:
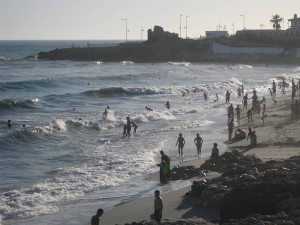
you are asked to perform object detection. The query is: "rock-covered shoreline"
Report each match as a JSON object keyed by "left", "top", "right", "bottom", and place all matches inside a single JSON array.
[{"left": 96, "top": 96, "right": 300, "bottom": 225}]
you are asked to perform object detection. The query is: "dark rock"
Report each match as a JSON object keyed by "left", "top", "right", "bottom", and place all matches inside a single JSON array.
[
  {"left": 276, "top": 198, "right": 300, "bottom": 213},
  {"left": 170, "top": 166, "right": 206, "bottom": 180}
]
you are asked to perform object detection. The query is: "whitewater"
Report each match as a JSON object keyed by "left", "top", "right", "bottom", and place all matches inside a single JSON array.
[{"left": 0, "top": 40, "right": 299, "bottom": 225}]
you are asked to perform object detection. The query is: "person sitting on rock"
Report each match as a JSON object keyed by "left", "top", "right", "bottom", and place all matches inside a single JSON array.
[{"left": 232, "top": 128, "right": 246, "bottom": 141}]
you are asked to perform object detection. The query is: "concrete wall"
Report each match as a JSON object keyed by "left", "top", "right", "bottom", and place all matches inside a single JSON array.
[
  {"left": 295, "top": 49, "right": 300, "bottom": 57},
  {"left": 212, "top": 42, "right": 284, "bottom": 55}
]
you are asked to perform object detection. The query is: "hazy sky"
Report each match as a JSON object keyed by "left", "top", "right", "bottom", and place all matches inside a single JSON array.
[{"left": 0, "top": 0, "right": 299, "bottom": 40}]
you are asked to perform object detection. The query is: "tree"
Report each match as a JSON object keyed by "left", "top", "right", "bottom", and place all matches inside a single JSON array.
[{"left": 270, "top": 14, "right": 283, "bottom": 30}]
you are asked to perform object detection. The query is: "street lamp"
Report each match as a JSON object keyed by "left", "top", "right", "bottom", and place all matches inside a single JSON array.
[
  {"left": 141, "top": 27, "right": 144, "bottom": 41},
  {"left": 240, "top": 14, "right": 246, "bottom": 30},
  {"left": 184, "top": 15, "right": 189, "bottom": 39},
  {"left": 121, "top": 18, "right": 128, "bottom": 43},
  {"left": 179, "top": 14, "right": 183, "bottom": 38}
]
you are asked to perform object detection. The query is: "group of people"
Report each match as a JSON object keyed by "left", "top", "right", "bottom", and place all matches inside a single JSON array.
[
  {"left": 91, "top": 189, "right": 164, "bottom": 224},
  {"left": 123, "top": 116, "right": 138, "bottom": 137}
]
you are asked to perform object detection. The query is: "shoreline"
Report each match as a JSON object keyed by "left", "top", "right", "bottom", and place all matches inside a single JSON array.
[{"left": 87, "top": 94, "right": 300, "bottom": 225}]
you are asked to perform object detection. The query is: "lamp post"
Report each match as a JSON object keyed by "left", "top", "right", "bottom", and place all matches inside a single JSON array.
[
  {"left": 121, "top": 18, "right": 128, "bottom": 43},
  {"left": 141, "top": 27, "right": 144, "bottom": 42},
  {"left": 240, "top": 14, "right": 246, "bottom": 30},
  {"left": 184, "top": 15, "right": 189, "bottom": 39},
  {"left": 179, "top": 14, "right": 183, "bottom": 38}
]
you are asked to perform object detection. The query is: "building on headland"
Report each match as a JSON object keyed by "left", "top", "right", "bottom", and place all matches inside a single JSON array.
[
  {"left": 147, "top": 26, "right": 179, "bottom": 42},
  {"left": 205, "top": 31, "right": 229, "bottom": 39},
  {"left": 288, "top": 14, "right": 300, "bottom": 30},
  {"left": 235, "top": 14, "right": 300, "bottom": 42},
  {"left": 211, "top": 14, "right": 300, "bottom": 58}
]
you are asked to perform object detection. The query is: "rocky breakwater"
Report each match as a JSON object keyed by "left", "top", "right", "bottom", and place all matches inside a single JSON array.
[
  {"left": 181, "top": 150, "right": 300, "bottom": 224},
  {"left": 38, "top": 40, "right": 211, "bottom": 62}
]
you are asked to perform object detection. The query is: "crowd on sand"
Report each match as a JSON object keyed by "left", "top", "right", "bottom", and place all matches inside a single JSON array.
[{"left": 91, "top": 78, "right": 300, "bottom": 225}]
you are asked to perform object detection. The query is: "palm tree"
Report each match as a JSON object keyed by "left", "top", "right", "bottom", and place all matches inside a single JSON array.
[{"left": 270, "top": 14, "right": 283, "bottom": 30}]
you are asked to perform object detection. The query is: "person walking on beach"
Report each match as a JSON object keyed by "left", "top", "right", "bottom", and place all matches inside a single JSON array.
[
  {"left": 211, "top": 143, "right": 219, "bottom": 159},
  {"left": 91, "top": 208, "right": 103, "bottom": 225},
  {"left": 194, "top": 133, "right": 203, "bottom": 156},
  {"left": 154, "top": 190, "right": 163, "bottom": 223},
  {"left": 131, "top": 122, "right": 138, "bottom": 133},
  {"left": 175, "top": 133, "right": 185, "bottom": 157}
]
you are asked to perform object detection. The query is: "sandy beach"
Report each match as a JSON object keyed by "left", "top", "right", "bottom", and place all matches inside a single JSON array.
[{"left": 90, "top": 94, "right": 300, "bottom": 225}]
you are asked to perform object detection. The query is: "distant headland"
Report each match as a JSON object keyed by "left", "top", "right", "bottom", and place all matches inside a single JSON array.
[{"left": 38, "top": 15, "right": 300, "bottom": 64}]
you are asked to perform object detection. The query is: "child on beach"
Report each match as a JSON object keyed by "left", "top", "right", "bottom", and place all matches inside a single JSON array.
[
  {"left": 91, "top": 208, "right": 103, "bottom": 225},
  {"left": 154, "top": 190, "right": 163, "bottom": 223},
  {"left": 211, "top": 143, "right": 219, "bottom": 159}
]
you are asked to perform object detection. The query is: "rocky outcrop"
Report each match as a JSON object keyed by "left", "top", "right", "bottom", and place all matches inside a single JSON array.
[{"left": 38, "top": 40, "right": 212, "bottom": 62}]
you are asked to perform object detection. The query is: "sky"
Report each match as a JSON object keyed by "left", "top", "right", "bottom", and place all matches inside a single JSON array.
[{"left": 0, "top": 0, "right": 299, "bottom": 40}]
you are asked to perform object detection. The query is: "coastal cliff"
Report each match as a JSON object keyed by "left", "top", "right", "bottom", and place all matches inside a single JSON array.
[
  {"left": 37, "top": 40, "right": 300, "bottom": 64},
  {"left": 38, "top": 40, "right": 212, "bottom": 62},
  {"left": 37, "top": 25, "right": 300, "bottom": 64}
]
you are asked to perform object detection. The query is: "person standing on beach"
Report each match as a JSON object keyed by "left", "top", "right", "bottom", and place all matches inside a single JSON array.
[
  {"left": 235, "top": 105, "right": 241, "bottom": 122},
  {"left": 159, "top": 150, "right": 171, "bottom": 183},
  {"left": 165, "top": 101, "right": 170, "bottom": 109},
  {"left": 225, "top": 90, "right": 230, "bottom": 103},
  {"left": 247, "top": 109, "right": 252, "bottom": 123},
  {"left": 237, "top": 87, "right": 241, "bottom": 98},
  {"left": 243, "top": 94, "right": 249, "bottom": 111},
  {"left": 126, "top": 117, "right": 132, "bottom": 135},
  {"left": 272, "top": 80, "right": 276, "bottom": 98},
  {"left": 175, "top": 133, "right": 185, "bottom": 157},
  {"left": 194, "top": 133, "right": 203, "bottom": 156},
  {"left": 228, "top": 104, "right": 234, "bottom": 121},
  {"left": 204, "top": 92, "right": 208, "bottom": 101},
  {"left": 154, "top": 190, "right": 163, "bottom": 223},
  {"left": 228, "top": 118, "right": 234, "bottom": 141},
  {"left": 91, "top": 208, "right": 103, "bottom": 225},
  {"left": 247, "top": 128, "right": 257, "bottom": 146}
]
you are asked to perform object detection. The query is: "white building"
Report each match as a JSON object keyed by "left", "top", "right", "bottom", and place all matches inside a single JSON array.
[
  {"left": 205, "top": 31, "right": 229, "bottom": 39},
  {"left": 288, "top": 14, "right": 300, "bottom": 30}
]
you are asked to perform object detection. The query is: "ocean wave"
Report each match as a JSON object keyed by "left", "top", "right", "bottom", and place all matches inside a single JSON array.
[
  {"left": 83, "top": 87, "right": 127, "bottom": 97},
  {"left": 168, "top": 61, "right": 192, "bottom": 67},
  {"left": 0, "top": 98, "right": 39, "bottom": 110},
  {"left": 0, "top": 78, "right": 61, "bottom": 91},
  {"left": 0, "top": 119, "right": 67, "bottom": 148},
  {"left": 83, "top": 86, "right": 173, "bottom": 98}
]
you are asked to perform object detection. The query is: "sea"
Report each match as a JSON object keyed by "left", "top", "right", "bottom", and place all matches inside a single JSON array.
[{"left": 0, "top": 40, "right": 299, "bottom": 225}]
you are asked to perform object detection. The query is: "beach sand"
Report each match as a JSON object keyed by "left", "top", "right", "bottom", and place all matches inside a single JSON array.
[{"left": 90, "top": 95, "right": 300, "bottom": 225}]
